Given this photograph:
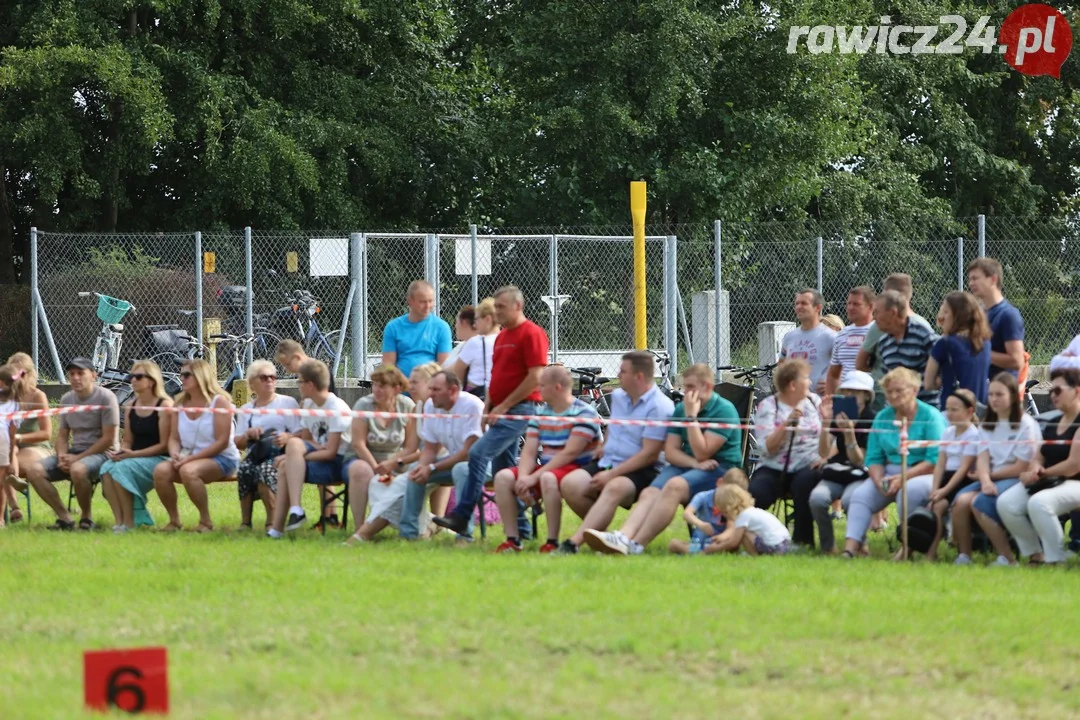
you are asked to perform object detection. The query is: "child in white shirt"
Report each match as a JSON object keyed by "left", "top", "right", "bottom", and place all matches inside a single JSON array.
[
  {"left": 709, "top": 484, "right": 791, "bottom": 555},
  {"left": 926, "top": 389, "right": 981, "bottom": 560}
]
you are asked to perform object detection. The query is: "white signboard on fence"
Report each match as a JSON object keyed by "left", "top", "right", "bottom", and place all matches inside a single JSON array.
[
  {"left": 455, "top": 238, "right": 492, "bottom": 275},
  {"left": 309, "top": 237, "right": 349, "bottom": 276}
]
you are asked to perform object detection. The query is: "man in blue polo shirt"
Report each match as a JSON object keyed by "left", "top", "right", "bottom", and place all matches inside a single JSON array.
[
  {"left": 967, "top": 257, "right": 1026, "bottom": 379},
  {"left": 382, "top": 280, "right": 452, "bottom": 377},
  {"left": 873, "top": 290, "right": 940, "bottom": 406}
]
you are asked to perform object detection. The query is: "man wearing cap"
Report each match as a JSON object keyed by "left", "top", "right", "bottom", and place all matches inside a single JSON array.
[
  {"left": 807, "top": 370, "right": 877, "bottom": 553},
  {"left": 24, "top": 358, "right": 120, "bottom": 530}
]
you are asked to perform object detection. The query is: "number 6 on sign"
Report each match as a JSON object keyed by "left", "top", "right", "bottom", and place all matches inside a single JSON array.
[{"left": 84, "top": 647, "right": 169, "bottom": 714}]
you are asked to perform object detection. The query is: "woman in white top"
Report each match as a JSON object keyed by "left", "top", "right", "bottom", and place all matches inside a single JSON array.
[
  {"left": 153, "top": 359, "right": 239, "bottom": 532},
  {"left": 234, "top": 360, "right": 301, "bottom": 529},
  {"left": 952, "top": 373, "right": 1040, "bottom": 565},
  {"left": 453, "top": 297, "right": 499, "bottom": 399},
  {"left": 443, "top": 306, "right": 476, "bottom": 370},
  {"left": 749, "top": 359, "right": 823, "bottom": 548}
]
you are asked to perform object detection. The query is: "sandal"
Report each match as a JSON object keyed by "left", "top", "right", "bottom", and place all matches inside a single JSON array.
[
  {"left": 9, "top": 509, "right": 23, "bottom": 523},
  {"left": 161, "top": 522, "right": 183, "bottom": 533},
  {"left": 343, "top": 532, "right": 365, "bottom": 546},
  {"left": 77, "top": 518, "right": 97, "bottom": 531},
  {"left": 840, "top": 550, "right": 855, "bottom": 559},
  {"left": 47, "top": 518, "right": 76, "bottom": 531},
  {"left": 192, "top": 524, "right": 214, "bottom": 534}
]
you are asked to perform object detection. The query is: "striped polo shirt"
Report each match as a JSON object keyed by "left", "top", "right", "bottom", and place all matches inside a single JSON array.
[
  {"left": 876, "top": 317, "right": 940, "bottom": 403},
  {"left": 527, "top": 397, "right": 602, "bottom": 465}
]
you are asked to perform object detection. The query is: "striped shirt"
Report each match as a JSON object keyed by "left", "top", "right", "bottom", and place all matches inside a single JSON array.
[
  {"left": 830, "top": 322, "right": 872, "bottom": 380},
  {"left": 876, "top": 317, "right": 940, "bottom": 404},
  {"left": 527, "top": 398, "right": 602, "bottom": 465}
]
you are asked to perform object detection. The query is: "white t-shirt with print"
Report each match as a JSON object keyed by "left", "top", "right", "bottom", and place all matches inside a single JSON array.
[
  {"left": 780, "top": 325, "right": 837, "bottom": 387},
  {"left": 735, "top": 507, "right": 791, "bottom": 547},
  {"left": 941, "top": 424, "right": 980, "bottom": 472},
  {"left": 980, "top": 414, "right": 1040, "bottom": 471},
  {"left": 301, "top": 393, "right": 352, "bottom": 456},
  {"left": 235, "top": 394, "right": 302, "bottom": 437}
]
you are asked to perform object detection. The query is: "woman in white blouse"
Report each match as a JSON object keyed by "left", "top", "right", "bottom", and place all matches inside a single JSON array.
[{"left": 453, "top": 297, "right": 499, "bottom": 399}]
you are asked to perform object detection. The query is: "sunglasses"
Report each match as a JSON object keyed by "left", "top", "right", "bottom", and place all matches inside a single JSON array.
[
  {"left": 129, "top": 373, "right": 149, "bottom": 381},
  {"left": 256, "top": 374, "right": 277, "bottom": 382},
  {"left": 180, "top": 371, "right": 194, "bottom": 379},
  {"left": 1050, "top": 386, "right": 1070, "bottom": 397}
]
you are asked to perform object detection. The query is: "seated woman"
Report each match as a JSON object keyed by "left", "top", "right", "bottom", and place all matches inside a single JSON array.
[
  {"left": 951, "top": 374, "right": 1039, "bottom": 566},
  {"left": 100, "top": 361, "right": 173, "bottom": 532},
  {"left": 453, "top": 297, "right": 499, "bottom": 399},
  {"left": 2, "top": 352, "right": 53, "bottom": 524},
  {"left": 809, "top": 370, "right": 876, "bottom": 553},
  {"left": 153, "top": 359, "right": 240, "bottom": 532},
  {"left": 234, "top": 360, "right": 301, "bottom": 529},
  {"left": 997, "top": 367, "right": 1080, "bottom": 565},
  {"left": 840, "top": 367, "right": 945, "bottom": 559},
  {"left": 358, "top": 363, "right": 444, "bottom": 540},
  {"left": 344, "top": 365, "right": 417, "bottom": 544},
  {"left": 747, "top": 359, "right": 823, "bottom": 549}
]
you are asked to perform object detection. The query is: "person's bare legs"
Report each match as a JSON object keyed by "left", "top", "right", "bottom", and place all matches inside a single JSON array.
[
  {"left": 115, "top": 483, "right": 136, "bottom": 528},
  {"left": 926, "top": 499, "right": 949, "bottom": 561},
  {"left": 559, "top": 470, "right": 598, "bottom": 521},
  {"left": 952, "top": 492, "right": 975, "bottom": 557},
  {"left": 152, "top": 462, "right": 182, "bottom": 529},
  {"left": 27, "top": 460, "right": 70, "bottom": 522},
  {"left": 239, "top": 492, "right": 255, "bottom": 526},
  {"left": 631, "top": 477, "right": 691, "bottom": 548},
  {"left": 493, "top": 469, "right": 520, "bottom": 541},
  {"left": 69, "top": 462, "right": 94, "bottom": 524},
  {"left": 179, "top": 459, "right": 225, "bottom": 530},
  {"left": 257, "top": 482, "right": 275, "bottom": 528},
  {"left": 668, "top": 539, "right": 690, "bottom": 555},
  {"left": 539, "top": 471, "right": 563, "bottom": 541},
  {"left": 347, "top": 460, "right": 375, "bottom": 533},
  {"left": 616, "top": 487, "right": 660, "bottom": 538},
  {"left": 973, "top": 509, "right": 1016, "bottom": 562},
  {"left": 357, "top": 517, "right": 390, "bottom": 540},
  {"left": 569, "top": 477, "right": 636, "bottom": 546},
  {"left": 741, "top": 530, "right": 759, "bottom": 556},
  {"left": 429, "top": 486, "right": 450, "bottom": 517},
  {"left": 101, "top": 475, "right": 123, "bottom": 525}
]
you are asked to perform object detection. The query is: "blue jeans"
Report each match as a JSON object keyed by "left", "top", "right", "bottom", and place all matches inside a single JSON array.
[
  {"left": 956, "top": 479, "right": 1019, "bottom": 526},
  {"left": 454, "top": 402, "right": 537, "bottom": 537},
  {"left": 399, "top": 466, "right": 457, "bottom": 540}
]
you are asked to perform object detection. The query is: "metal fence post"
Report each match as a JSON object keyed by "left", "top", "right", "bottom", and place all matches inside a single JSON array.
[
  {"left": 425, "top": 233, "right": 440, "bottom": 317},
  {"left": 664, "top": 235, "right": 678, "bottom": 378},
  {"left": 714, "top": 220, "right": 722, "bottom": 370},
  {"left": 816, "top": 235, "right": 824, "bottom": 294},
  {"left": 351, "top": 233, "right": 365, "bottom": 380},
  {"left": 957, "top": 236, "right": 964, "bottom": 290},
  {"left": 549, "top": 234, "right": 559, "bottom": 363},
  {"left": 195, "top": 231, "right": 203, "bottom": 348},
  {"left": 469, "top": 223, "right": 479, "bottom": 306},
  {"left": 244, "top": 226, "right": 253, "bottom": 365},
  {"left": 360, "top": 233, "right": 369, "bottom": 379},
  {"left": 977, "top": 214, "right": 986, "bottom": 257},
  {"left": 30, "top": 227, "right": 38, "bottom": 368}
]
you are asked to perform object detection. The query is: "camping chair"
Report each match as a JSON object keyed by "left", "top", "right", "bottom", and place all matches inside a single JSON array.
[{"left": 4, "top": 483, "right": 31, "bottom": 524}]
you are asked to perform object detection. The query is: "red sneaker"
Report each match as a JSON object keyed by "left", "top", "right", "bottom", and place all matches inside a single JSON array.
[
  {"left": 539, "top": 542, "right": 558, "bottom": 554},
  {"left": 495, "top": 540, "right": 522, "bottom": 554}
]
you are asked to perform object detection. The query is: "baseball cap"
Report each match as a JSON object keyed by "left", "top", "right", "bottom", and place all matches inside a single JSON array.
[
  {"left": 838, "top": 370, "right": 874, "bottom": 393},
  {"left": 65, "top": 357, "right": 96, "bottom": 372}
]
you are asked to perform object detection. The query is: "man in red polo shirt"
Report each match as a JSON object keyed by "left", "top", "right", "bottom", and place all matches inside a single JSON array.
[{"left": 433, "top": 285, "right": 549, "bottom": 537}]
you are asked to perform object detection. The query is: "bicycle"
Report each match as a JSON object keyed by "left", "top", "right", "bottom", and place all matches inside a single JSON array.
[
  {"left": 146, "top": 310, "right": 208, "bottom": 375},
  {"left": 571, "top": 367, "right": 614, "bottom": 418},
  {"left": 79, "top": 291, "right": 135, "bottom": 373},
  {"left": 277, "top": 289, "right": 340, "bottom": 368},
  {"left": 210, "top": 333, "right": 265, "bottom": 393},
  {"left": 649, "top": 350, "right": 683, "bottom": 403}
]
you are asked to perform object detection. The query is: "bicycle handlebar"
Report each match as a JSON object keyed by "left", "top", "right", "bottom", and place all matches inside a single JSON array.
[
  {"left": 209, "top": 333, "right": 257, "bottom": 345},
  {"left": 78, "top": 291, "right": 136, "bottom": 313}
]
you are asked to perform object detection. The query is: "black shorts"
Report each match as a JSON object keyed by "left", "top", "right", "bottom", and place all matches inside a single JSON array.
[{"left": 579, "top": 460, "right": 659, "bottom": 507}]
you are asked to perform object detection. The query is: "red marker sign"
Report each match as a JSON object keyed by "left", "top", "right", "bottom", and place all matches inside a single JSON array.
[
  {"left": 1000, "top": 4, "right": 1073, "bottom": 78},
  {"left": 84, "top": 647, "right": 169, "bottom": 714}
]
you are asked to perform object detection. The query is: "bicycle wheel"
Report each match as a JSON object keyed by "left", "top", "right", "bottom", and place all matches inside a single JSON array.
[
  {"left": 150, "top": 352, "right": 184, "bottom": 376},
  {"left": 92, "top": 336, "right": 108, "bottom": 374},
  {"left": 253, "top": 330, "right": 285, "bottom": 375},
  {"left": 311, "top": 331, "right": 341, "bottom": 374}
]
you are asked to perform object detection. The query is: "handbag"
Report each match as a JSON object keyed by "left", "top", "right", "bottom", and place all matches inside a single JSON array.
[
  {"left": 1025, "top": 475, "right": 1065, "bottom": 495},
  {"left": 245, "top": 433, "right": 279, "bottom": 465},
  {"left": 820, "top": 462, "right": 867, "bottom": 486},
  {"left": 900, "top": 505, "right": 939, "bottom": 554}
]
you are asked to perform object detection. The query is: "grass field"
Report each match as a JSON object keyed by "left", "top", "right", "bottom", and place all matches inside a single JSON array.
[{"left": 3, "top": 482, "right": 1080, "bottom": 719}]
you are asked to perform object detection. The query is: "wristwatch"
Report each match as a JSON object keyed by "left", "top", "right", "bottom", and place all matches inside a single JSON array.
[{"left": 428, "top": 463, "right": 437, "bottom": 473}]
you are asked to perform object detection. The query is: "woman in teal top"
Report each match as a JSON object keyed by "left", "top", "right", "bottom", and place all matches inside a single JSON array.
[{"left": 841, "top": 367, "right": 945, "bottom": 558}]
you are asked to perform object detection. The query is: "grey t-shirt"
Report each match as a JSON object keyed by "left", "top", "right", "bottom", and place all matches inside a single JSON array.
[
  {"left": 780, "top": 325, "right": 837, "bottom": 387},
  {"left": 58, "top": 385, "right": 120, "bottom": 453}
]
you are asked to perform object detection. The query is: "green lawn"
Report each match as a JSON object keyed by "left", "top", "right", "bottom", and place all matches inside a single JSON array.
[{"left": 2, "top": 483, "right": 1080, "bottom": 719}]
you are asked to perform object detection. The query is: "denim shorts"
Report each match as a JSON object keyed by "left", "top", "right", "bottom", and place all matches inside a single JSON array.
[
  {"left": 650, "top": 463, "right": 729, "bottom": 497},
  {"left": 211, "top": 454, "right": 240, "bottom": 477},
  {"left": 40, "top": 452, "right": 110, "bottom": 482},
  {"left": 302, "top": 441, "right": 349, "bottom": 485},
  {"left": 955, "top": 479, "right": 1019, "bottom": 525}
]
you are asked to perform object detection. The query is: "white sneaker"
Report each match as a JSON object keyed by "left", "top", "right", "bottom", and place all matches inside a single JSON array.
[
  {"left": 627, "top": 540, "right": 645, "bottom": 555},
  {"left": 954, "top": 553, "right": 972, "bottom": 566},
  {"left": 994, "top": 555, "right": 1015, "bottom": 567},
  {"left": 112, "top": 525, "right": 128, "bottom": 534},
  {"left": 582, "top": 529, "right": 629, "bottom": 555}
]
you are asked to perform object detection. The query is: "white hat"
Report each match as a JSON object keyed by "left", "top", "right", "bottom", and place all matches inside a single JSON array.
[{"left": 838, "top": 370, "right": 875, "bottom": 393}]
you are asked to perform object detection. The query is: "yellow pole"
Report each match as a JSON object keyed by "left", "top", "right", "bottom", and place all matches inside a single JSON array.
[{"left": 630, "top": 181, "right": 647, "bottom": 349}]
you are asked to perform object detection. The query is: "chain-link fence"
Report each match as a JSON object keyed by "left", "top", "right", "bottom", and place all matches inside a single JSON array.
[{"left": 29, "top": 217, "right": 1080, "bottom": 384}]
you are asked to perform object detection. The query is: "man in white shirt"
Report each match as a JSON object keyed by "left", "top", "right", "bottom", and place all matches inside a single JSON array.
[
  {"left": 269, "top": 360, "right": 352, "bottom": 536},
  {"left": 399, "top": 371, "right": 484, "bottom": 539},
  {"left": 825, "top": 286, "right": 875, "bottom": 396},
  {"left": 779, "top": 288, "right": 836, "bottom": 393}
]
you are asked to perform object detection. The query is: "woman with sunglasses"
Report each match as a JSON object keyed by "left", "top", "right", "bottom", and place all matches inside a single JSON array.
[
  {"left": 997, "top": 367, "right": 1080, "bottom": 565},
  {"left": 153, "top": 359, "right": 239, "bottom": 532},
  {"left": 234, "top": 360, "right": 301, "bottom": 529},
  {"left": 98, "top": 361, "right": 173, "bottom": 531},
  {"left": 950, "top": 373, "right": 1039, "bottom": 566}
]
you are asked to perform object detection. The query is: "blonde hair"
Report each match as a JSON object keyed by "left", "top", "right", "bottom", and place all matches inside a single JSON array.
[
  {"left": 176, "top": 359, "right": 230, "bottom": 405},
  {"left": 720, "top": 467, "right": 749, "bottom": 491},
  {"left": 476, "top": 297, "right": 500, "bottom": 331},
  {"left": 881, "top": 366, "right": 922, "bottom": 392},
  {"left": 715, "top": 484, "right": 754, "bottom": 520},
  {"left": 273, "top": 339, "right": 304, "bottom": 362},
  {"left": 245, "top": 359, "right": 277, "bottom": 384},
  {"left": 299, "top": 359, "right": 331, "bottom": 391},
  {"left": 410, "top": 362, "right": 442, "bottom": 383},
  {"left": 6, "top": 352, "right": 39, "bottom": 401},
  {"left": 822, "top": 314, "right": 844, "bottom": 332},
  {"left": 773, "top": 359, "right": 810, "bottom": 393},
  {"left": 370, "top": 364, "right": 408, "bottom": 390},
  {"left": 130, "top": 360, "right": 169, "bottom": 402}
]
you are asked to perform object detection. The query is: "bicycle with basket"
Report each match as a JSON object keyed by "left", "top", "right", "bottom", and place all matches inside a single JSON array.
[{"left": 80, "top": 291, "right": 135, "bottom": 374}]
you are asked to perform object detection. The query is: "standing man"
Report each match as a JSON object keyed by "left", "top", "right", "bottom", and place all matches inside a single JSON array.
[
  {"left": 825, "top": 286, "right": 875, "bottom": 396},
  {"left": 967, "top": 257, "right": 1026, "bottom": 379},
  {"left": 779, "top": 289, "right": 836, "bottom": 394},
  {"left": 382, "top": 279, "right": 452, "bottom": 378},
  {"left": 433, "top": 285, "right": 548, "bottom": 537},
  {"left": 25, "top": 357, "right": 119, "bottom": 530},
  {"left": 872, "top": 290, "right": 940, "bottom": 405},
  {"left": 399, "top": 371, "right": 484, "bottom": 540}
]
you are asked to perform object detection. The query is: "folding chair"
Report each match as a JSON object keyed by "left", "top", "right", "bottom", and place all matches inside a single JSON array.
[{"left": 311, "top": 479, "right": 349, "bottom": 535}]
